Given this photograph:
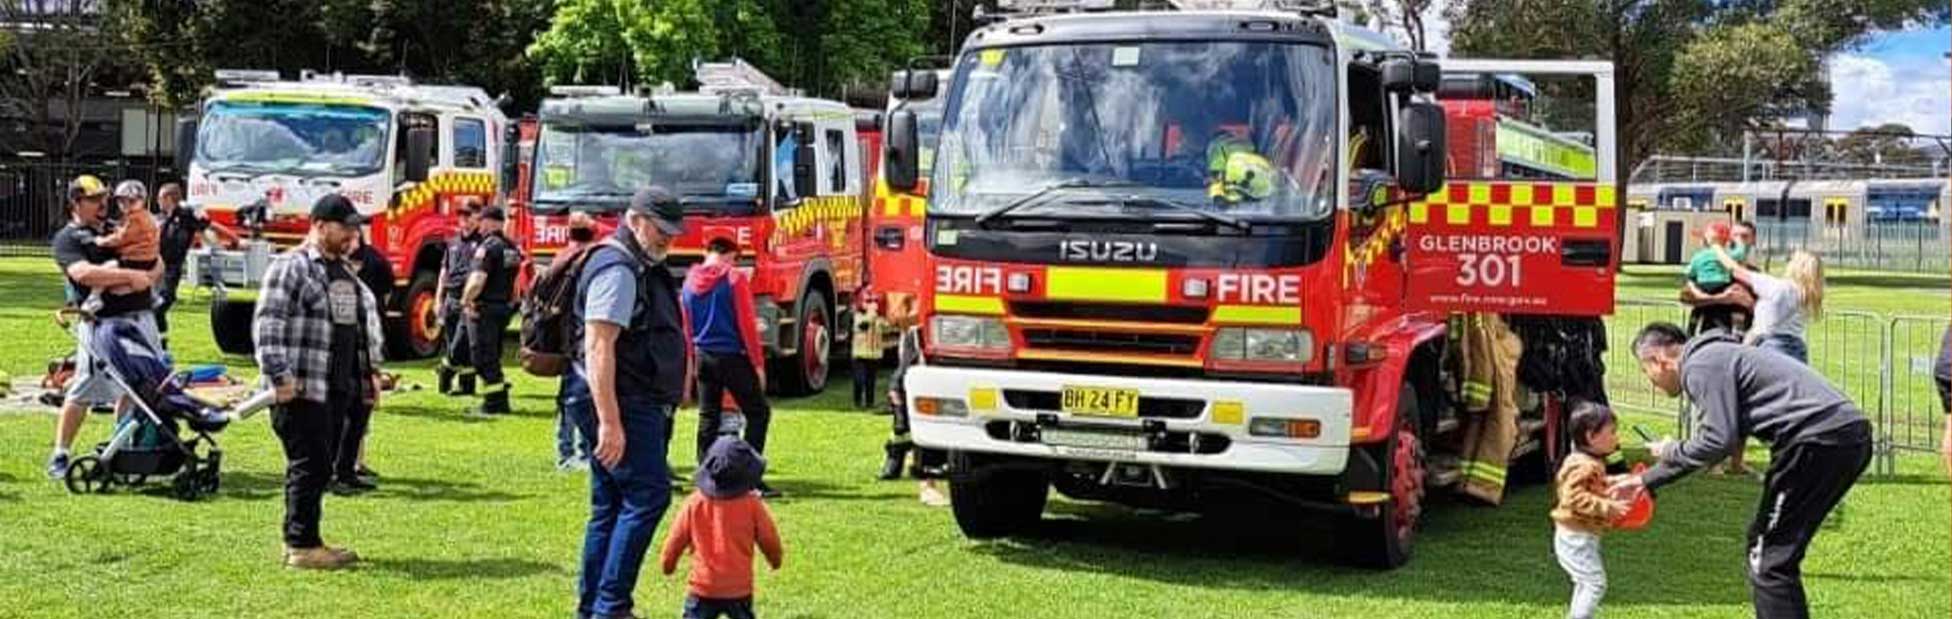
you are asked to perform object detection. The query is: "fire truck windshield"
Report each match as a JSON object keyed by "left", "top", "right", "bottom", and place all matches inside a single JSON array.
[
  {"left": 931, "top": 41, "right": 1337, "bottom": 223},
  {"left": 195, "top": 101, "right": 390, "bottom": 177},
  {"left": 533, "top": 122, "right": 764, "bottom": 211}
]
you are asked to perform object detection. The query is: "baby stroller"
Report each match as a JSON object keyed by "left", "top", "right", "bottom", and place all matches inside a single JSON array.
[{"left": 62, "top": 319, "right": 242, "bottom": 501}]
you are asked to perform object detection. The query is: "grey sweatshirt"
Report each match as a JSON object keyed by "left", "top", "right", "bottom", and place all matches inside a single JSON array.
[{"left": 1644, "top": 330, "right": 1869, "bottom": 490}]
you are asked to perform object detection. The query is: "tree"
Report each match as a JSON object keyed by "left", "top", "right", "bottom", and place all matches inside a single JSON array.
[
  {"left": 529, "top": 0, "right": 720, "bottom": 89},
  {"left": 1358, "top": 0, "right": 1438, "bottom": 51},
  {"left": 0, "top": 0, "right": 132, "bottom": 156},
  {"left": 1664, "top": 21, "right": 1829, "bottom": 156}
]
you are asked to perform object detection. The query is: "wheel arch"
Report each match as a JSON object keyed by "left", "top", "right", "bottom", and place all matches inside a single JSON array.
[{"left": 1347, "top": 313, "right": 1448, "bottom": 446}]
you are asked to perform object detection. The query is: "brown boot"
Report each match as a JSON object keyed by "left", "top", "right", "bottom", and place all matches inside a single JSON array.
[{"left": 285, "top": 546, "right": 356, "bottom": 570}]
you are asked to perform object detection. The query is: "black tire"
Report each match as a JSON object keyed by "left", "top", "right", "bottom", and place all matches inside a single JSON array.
[
  {"left": 774, "top": 291, "right": 832, "bottom": 397},
  {"left": 385, "top": 270, "right": 443, "bottom": 359},
  {"left": 948, "top": 455, "right": 1049, "bottom": 539},
  {"left": 172, "top": 460, "right": 203, "bottom": 501},
  {"left": 63, "top": 455, "right": 107, "bottom": 495},
  {"left": 210, "top": 298, "right": 256, "bottom": 355},
  {"left": 1339, "top": 383, "right": 1427, "bottom": 570}
]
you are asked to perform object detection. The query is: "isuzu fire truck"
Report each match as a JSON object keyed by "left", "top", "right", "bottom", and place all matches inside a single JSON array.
[
  {"left": 178, "top": 70, "right": 509, "bottom": 359},
  {"left": 886, "top": 0, "right": 1620, "bottom": 568},
  {"left": 511, "top": 60, "right": 885, "bottom": 394}
]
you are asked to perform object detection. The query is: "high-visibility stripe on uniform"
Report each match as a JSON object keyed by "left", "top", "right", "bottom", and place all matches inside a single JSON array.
[
  {"left": 1463, "top": 460, "right": 1507, "bottom": 484},
  {"left": 1211, "top": 305, "right": 1303, "bottom": 325},
  {"left": 1410, "top": 182, "right": 1617, "bottom": 229},
  {"left": 1044, "top": 267, "right": 1168, "bottom": 303}
]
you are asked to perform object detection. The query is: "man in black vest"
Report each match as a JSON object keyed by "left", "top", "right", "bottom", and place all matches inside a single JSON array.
[
  {"left": 461, "top": 206, "right": 523, "bottom": 416},
  {"left": 565, "top": 187, "right": 688, "bottom": 619}
]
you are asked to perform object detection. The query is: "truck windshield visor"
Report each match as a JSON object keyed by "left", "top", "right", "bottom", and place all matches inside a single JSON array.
[
  {"left": 195, "top": 101, "right": 389, "bottom": 177},
  {"left": 931, "top": 41, "right": 1337, "bottom": 222},
  {"left": 534, "top": 122, "right": 763, "bottom": 211}
]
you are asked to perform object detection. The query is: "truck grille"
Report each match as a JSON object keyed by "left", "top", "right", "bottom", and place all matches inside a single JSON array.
[
  {"left": 1002, "top": 390, "right": 1206, "bottom": 419},
  {"left": 1011, "top": 301, "right": 1209, "bottom": 324},
  {"left": 1021, "top": 328, "right": 1200, "bottom": 356}
]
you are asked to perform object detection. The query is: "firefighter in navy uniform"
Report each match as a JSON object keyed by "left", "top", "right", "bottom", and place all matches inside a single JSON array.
[
  {"left": 459, "top": 206, "right": 523, "bottom": 415},
  {"left": 436, "top": 201, "right": 482, "bottom": 395}
]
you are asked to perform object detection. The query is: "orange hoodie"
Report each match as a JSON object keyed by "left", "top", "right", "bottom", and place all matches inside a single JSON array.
[{"left": 660, "top": 491, "right": 784, "bottom": 599}]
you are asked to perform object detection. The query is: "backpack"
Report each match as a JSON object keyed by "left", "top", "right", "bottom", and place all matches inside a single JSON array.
[{"left": 518, "top": 239, "right": 620, "bottom": 377}]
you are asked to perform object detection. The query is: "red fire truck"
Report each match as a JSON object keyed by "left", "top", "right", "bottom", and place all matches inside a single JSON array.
[
  {"left": 510, "top": 61, "right": 888, "bottom": 394},
  {"left": 178, "top": 70, "right": 509, "bottom": 358},
  {"left": 885, "top": 1, "right": 1619, "bottom": 568}
]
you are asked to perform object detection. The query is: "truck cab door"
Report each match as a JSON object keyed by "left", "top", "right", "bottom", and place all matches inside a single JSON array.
[{"left": 1404, "top": 60, "right": 1618, "bottom": 316}]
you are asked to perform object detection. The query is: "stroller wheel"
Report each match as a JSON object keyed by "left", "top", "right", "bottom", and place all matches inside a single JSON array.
[
  {"left": 172, "top": 460, "right": 203, "bottom": 501},
  {"left": 63, "top": 456, "right": 108, "bottom": 495},
  {"left": 198, "top": 461, "right": 221, "bottom": 496},
  {"left": 171, "top": 473, "right": 202, "bottom": 501}
]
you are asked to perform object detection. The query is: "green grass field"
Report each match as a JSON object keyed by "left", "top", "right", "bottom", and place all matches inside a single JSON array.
[{"left": 0, "top": 257, "right": 1945, "bottom": 619}]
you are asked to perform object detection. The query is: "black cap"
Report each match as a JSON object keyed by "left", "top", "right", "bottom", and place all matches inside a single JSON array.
[
  {"left": 628, "top": 186, "right": 687, "bottom": 236},
  {"left": 310, "top": 194, "right": 365, "bottom": 225},
  {"left": 694, "top": 436, "right": 767, "bottom": 499},
  {"left": 480, "top": 207, "right": 506, "bottom": 221}
]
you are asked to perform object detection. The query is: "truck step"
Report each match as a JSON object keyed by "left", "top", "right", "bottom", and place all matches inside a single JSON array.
[
  {"left": 1425, "top": 454, "right": 1461, "bottom": 488},
  {"left": 1510, "top": 437, "right": 1542, "bottom": 460},
  {"left": 1517, "top": 417, "right": 1547, "bottom": 436}
]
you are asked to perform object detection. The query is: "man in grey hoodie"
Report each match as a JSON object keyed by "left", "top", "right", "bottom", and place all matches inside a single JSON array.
[{"left": 1620, "top": 322, "right": 1871, "bottom": 619}]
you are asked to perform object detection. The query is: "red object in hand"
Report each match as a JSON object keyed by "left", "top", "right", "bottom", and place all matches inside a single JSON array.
[{"left": 1612, "top": 463, "right": 1656, "bottom": 531}]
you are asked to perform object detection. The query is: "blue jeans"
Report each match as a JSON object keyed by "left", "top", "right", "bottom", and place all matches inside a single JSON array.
[
  {"left": 557, "top": 372, "right": 589, "bottom": 464},
  {"left": 567, "top": 391, "right": 673, "bottom": 618},
  {"left": 684, "top": 595, "right": 756, "bottom": 619},
  {"left": 1759, "top": 334, "right": 1809, "bottom": 365}
]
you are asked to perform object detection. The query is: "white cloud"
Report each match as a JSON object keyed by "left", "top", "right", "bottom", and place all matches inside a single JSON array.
[{"left": 1826, "top": 52, "right": 1951, "bottom": 136}]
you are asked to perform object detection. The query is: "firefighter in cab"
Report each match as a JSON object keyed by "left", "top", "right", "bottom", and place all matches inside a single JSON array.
[
  {"left": 459, "top": 206, "right": 524, "bottom": 416},
  {"left": 1205, "top": 131, "right": 1276, "bottom": 205}
]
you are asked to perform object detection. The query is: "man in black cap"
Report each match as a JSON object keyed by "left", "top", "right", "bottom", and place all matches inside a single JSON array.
[
  {"left": 565, "top": 186, "right": 689, "bottom": 619},
  {"left": 253, "top": 194, "right": 385, "bottom": 570},
  {"left": 436, "top": 199, "right": 483, "bottom": 395},
  {"left": 460, "top": 205, "right": 524, "bottom": 416},
  {"left": 46, "top": 174, "right": 163, "bottom": 479}
]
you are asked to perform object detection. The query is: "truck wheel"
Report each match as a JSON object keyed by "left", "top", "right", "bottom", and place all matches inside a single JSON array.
[
  {"left": 209, "top": 298, "right": 256, "bottom": 355},
  {"left": 1340, "top": 383, "right": 1426, "bottom": 569},
  {"left": 949, "top": 456, "right": 1049, "bottom": 539},
  {"left": 776, "top": 291, "right": 832, "bottom": 396},
  {"left": 385, "top": 270, "right": 442, "bottom": 360}
]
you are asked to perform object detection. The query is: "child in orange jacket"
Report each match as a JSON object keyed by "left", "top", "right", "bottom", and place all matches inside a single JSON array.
[
  {"left": 1550, "top": 402, "right": 1629, "bottom": 619},
  {"left": 662, "top": 436, "right": 783, "bottom": 619}
]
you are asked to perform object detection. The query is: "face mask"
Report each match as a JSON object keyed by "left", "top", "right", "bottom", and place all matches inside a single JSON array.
[{"left": 569, "top": 227, "right": 596, "bottom": 243}]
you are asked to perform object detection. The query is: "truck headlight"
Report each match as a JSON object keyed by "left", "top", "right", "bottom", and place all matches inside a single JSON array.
[
  {"left": 931, "top": 315, "right": 1010, "bottom": 350},
  {"left": 1211, "top": 328, "right": 1313, "bottom": 363}
]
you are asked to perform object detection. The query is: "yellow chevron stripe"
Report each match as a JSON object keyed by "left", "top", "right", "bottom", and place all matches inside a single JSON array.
[{"left": 935, "top": 294, "right": 1005, "bottom": 315}]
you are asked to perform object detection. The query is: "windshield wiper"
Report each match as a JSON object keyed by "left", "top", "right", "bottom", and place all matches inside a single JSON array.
[
  {"left": 973, "top": 178, "right": 1141, "bottom": 228},
  {"left": 1113, "top": 196, "right": 1251, "bottom": 232}
]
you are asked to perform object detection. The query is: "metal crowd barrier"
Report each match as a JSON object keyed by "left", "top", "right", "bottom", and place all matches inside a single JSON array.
[{"left": 1599, "top": 298, "right": 1947, "bottom": 476}]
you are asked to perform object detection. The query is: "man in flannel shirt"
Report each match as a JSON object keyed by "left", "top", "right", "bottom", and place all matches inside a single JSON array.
[{"left": 253, "top": 194, "right": 386, "bottom": 571}]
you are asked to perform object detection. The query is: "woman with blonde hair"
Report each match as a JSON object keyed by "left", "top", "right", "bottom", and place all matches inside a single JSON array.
[{"left": 1716, "top": 249, "right": 1824, "bottom": 363}]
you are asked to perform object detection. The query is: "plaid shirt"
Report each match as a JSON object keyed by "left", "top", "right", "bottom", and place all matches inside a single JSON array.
[{"left": 253, "top": 243, "right": 385, "bottom": 403}]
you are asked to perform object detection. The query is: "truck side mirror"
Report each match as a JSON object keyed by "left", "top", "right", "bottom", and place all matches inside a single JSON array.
[
  {"left": 1395, "top": 103, "right": 1447, "bottom": 196},
  {"left": 500, "top": 123, "right": 520, "bottom": 195},
  {"left": 1382, "top": 58, "right": 1416, "bottom": 93},
  {"left": 889, "top": 70, "right": 938, "bottom": 101},
  {"left": 792, "top": 122, "right": 817, "bottom": 198},
  {"left": 173, "top": 118, "right": 198, "bottom": 178},
  {"left": 886, "top": 109, "right": 920, "bottom": 192},
  {"left": 406, "top": 125, "right": 435, "bottom": 184}
]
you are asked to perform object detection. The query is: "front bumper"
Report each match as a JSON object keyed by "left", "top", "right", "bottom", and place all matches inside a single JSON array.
[{"left": 905, "top": 365, "right": 1352, "bottom": 476}]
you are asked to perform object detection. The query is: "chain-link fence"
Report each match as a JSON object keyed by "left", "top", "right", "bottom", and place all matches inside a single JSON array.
[{"left": 1600, "top": 298, "right": 1946, "bottom": 477}]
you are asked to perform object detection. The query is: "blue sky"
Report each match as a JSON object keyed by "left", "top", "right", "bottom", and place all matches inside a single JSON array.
[{"left": 1829, "top": 26, "right": 1950, "bottom": 136}]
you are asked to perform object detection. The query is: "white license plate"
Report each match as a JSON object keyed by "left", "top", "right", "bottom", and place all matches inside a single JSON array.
[{"left": 1041, "top": 428, "right": 1145, "bottom": 451}]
